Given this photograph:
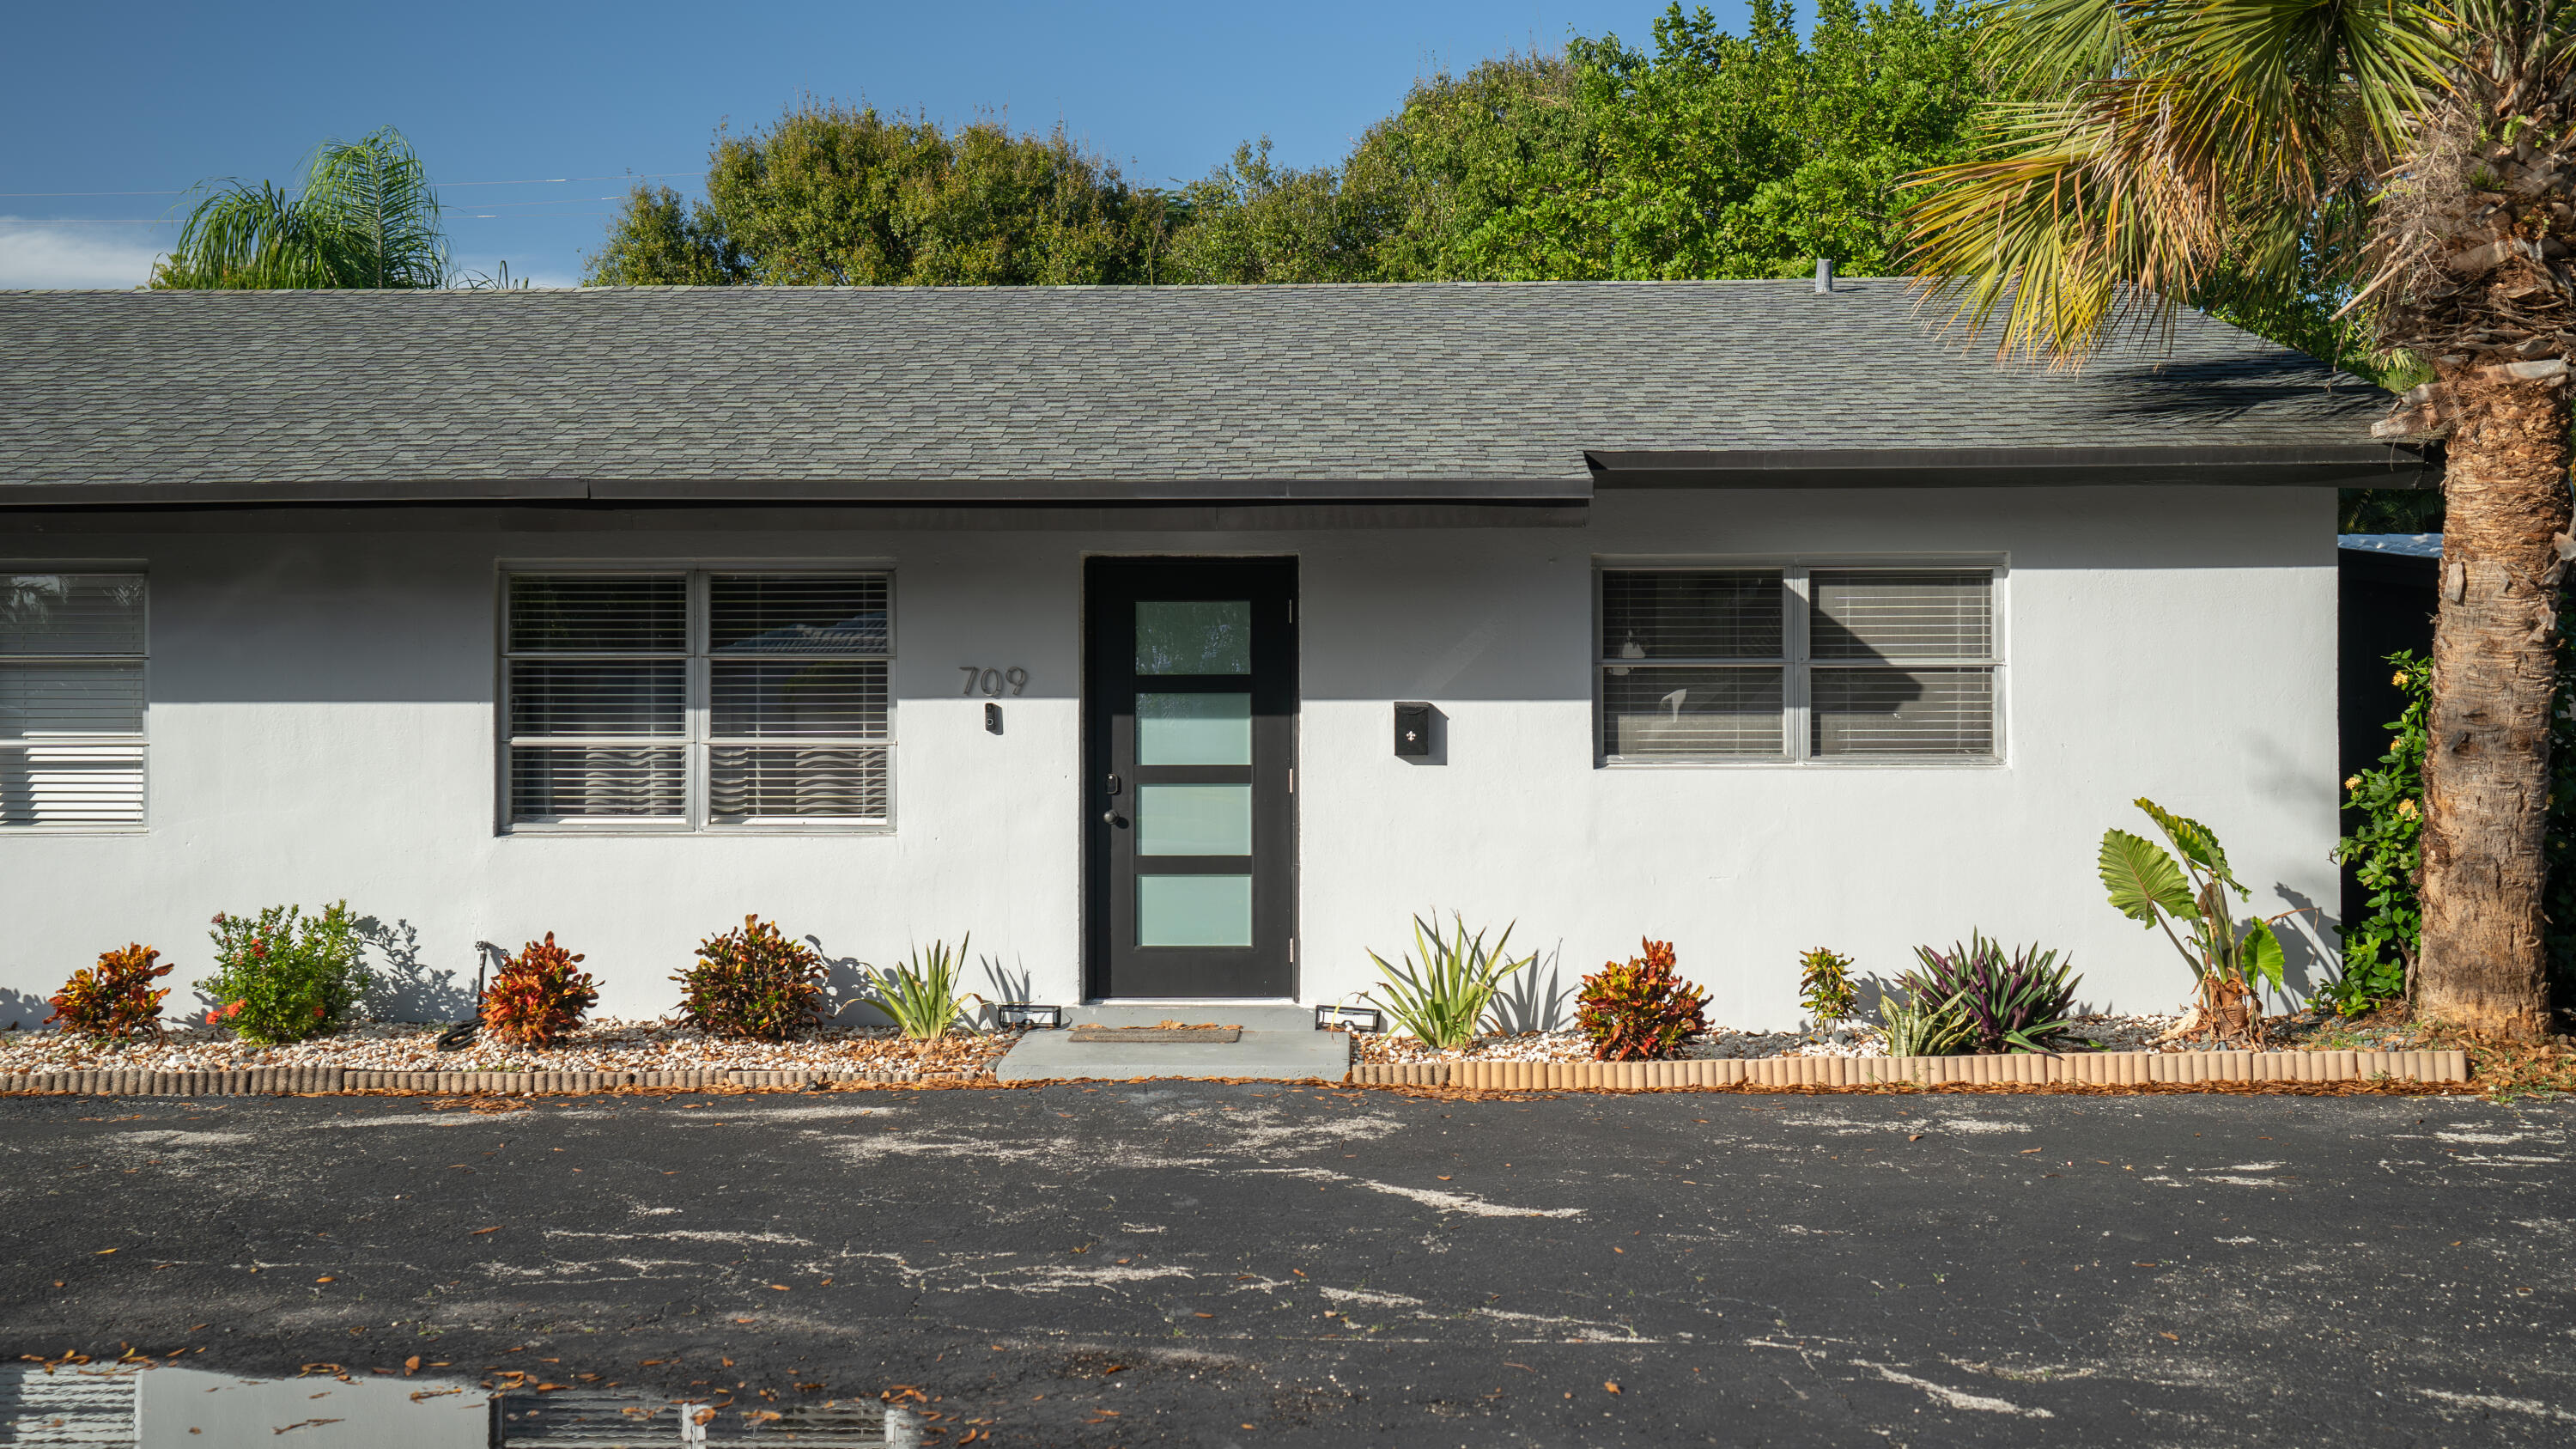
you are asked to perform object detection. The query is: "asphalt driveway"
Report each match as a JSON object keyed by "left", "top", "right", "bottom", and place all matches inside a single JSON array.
[{"left": 2, "top": 1083, "right": 2568, "bottom": 1446}]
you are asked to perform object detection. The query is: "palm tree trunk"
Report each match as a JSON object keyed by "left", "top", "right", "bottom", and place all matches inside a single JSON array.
[{"left": 2416, "top": 362, "right": 2571, "bottom": 1041}]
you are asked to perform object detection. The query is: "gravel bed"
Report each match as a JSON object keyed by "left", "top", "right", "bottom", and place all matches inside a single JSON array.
[
  {"left": 1352, "top": 1010, "right": 2423, "bottom": 1064},
  {"left": 0, "top": 1018, "right": 1017, "bottom": 1077}
]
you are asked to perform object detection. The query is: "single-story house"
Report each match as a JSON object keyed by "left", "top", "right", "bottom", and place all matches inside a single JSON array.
[{"left": 0, "top": 279, "right": 2428, "bottom": 1029}]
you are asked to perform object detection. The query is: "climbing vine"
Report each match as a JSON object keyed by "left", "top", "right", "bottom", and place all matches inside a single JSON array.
[{"left": 2331, "top": 615, "right": 2576, "bottom": 1016}]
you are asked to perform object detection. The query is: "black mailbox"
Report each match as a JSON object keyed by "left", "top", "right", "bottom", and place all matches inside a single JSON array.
[{"left": 1394, "top": 702, "right": 1433, "bottom": 758}]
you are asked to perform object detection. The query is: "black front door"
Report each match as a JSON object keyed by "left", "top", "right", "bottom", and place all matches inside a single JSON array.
[{"left": 1084, "top": 557, "right": 1297, "bottom": 1000}]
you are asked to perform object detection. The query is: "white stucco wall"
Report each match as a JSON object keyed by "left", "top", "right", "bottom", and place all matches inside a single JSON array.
[{"left": 0, "top": 486, "right": 2339, "bottom": 1029}]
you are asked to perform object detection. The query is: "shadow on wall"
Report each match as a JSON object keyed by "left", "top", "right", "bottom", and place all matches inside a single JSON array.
[
  {"left": 974, "top": 956, "right": 1034, "bottom": 1032},
  {"left": 805, "top": 935, "right": 896, "bottom": 1031},
  {"left": 1487, "top": 945, "right": 1571, "bottom": 1034},
  {"left": 361, "top": 917, "right": 476, "bottom": 1023},
  {"left": 2269, "top": 885, "right": 2338, "bottom": 1001},
  {"left": 0, "top": 987, "right": 50, "bottom": 1031}
]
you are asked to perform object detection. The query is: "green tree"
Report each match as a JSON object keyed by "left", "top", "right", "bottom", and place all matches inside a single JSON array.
[
  {"left": 1165, "top": 53, "right": 1596, "bottom": 283},
  {"left": 1906, "top": 0, "right": 2573, "bottom": 1041},
  {"left": 1167, "top": 3, "right": 1988, "bottom": 286},
  {"left": 1164, "top": 138, "right": 1392, "bottom": 283},
  {"left": 1560, "top": 0, "right": 1989, "bottom": 280},
  {"left": 584, "top": 185, "right": 744, "bottom": 286},
  {"left": 154, "top": 127, "right": 447, "bottom": 289},
  {"left": 585, "top": 103, "right": 1171, "bottom": 286}
]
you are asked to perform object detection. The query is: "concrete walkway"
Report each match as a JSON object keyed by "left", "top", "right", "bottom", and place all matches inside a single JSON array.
[{"left": 993, "top": 1004, "right": 1352, "bottom": 1081}]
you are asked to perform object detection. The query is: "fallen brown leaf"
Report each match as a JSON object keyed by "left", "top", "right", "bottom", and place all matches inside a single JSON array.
[
  {"left": 1604, "top": 1381, "right": 1622, "bottom": 1394},
  {"left": 471, "top": 1227, "right": 501, "bottom": 1236}
]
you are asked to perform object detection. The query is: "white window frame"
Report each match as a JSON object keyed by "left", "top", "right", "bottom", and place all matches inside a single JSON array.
[
  {"left": 497, "top": 562, "right": 896, "bottom": 835},
  {"left": 0, "top": 566, "right": 149, "bottom": 832},
  {"left": 1594, "top": 556, "right": 2008, "bottom": 768}
]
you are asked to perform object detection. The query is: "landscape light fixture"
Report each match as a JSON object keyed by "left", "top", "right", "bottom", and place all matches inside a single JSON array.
[
  {"left": 1315, "top": 1004, "right": 1382, "bottom": 1033},
  {"left": 996, "top": 1002, "right": 1062, "bottom": 1028}
]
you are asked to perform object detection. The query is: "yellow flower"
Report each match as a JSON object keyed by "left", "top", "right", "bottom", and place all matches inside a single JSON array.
[
  {"left": 2343, "top": 775, "right": 2361, "bottom": 791},
  {"left": 2397, "top": 799, "right": 2417, "bottom": 817},
  {"left": 2391, "top": 671, "right": 2408, "bottom": 687}
]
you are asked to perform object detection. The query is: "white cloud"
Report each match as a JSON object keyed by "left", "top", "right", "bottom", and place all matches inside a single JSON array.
[
  {"left": 0, "top": 224, "right": 580, "bottom": 291},
  {"left": 0, "top": 218, "right": 168, "bottom": 289}
]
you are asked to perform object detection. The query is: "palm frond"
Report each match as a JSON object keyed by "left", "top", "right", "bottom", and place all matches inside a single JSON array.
[
  {"left": 155, "top": 126, "right": 447, "bottom": 289},
  {"left": 1904, "top": 0, "right": 2454, "bottom": 360}
]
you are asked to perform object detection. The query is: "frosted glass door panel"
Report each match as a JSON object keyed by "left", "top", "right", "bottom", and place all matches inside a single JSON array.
[
  {"left": 1136, "top": 602, "right": 1251, "bottom": 674},
  {"left": 1138, "top": 784, "right": 1252, "bottom": 856},
  {"left": 1137, "top": 874, "right": 1255, "bottom": 947},
  {"left": 1137, "top": 692, "right": 1251, "bottom": 764}
]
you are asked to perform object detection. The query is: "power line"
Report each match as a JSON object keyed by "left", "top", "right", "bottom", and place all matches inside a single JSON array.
[
  {"left": 0, "top": 170, "right": 703, "bottom": 198},
  {"left": 9, "top": 211, "right": 619, "bottom": 223}
]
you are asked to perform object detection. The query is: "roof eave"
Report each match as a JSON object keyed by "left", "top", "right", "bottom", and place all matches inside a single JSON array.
[
  {"left": 0, "top": 475, "right": 1597, "bottom": 509},
  {"left": 1587, "top": 444, "right": 2440, "bottom": 490}
]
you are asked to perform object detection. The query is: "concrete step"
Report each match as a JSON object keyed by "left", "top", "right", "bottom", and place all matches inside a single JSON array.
[
  {"left": 1067, "top": 1003, "right": 1315, "bottom": 1031},
  {"left": 994, "top": 1024, "right": 1350, "bottom": 1082}
]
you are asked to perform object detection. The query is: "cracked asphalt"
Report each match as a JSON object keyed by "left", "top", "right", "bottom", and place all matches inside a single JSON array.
[{"left": 2, "top": 1082, "right": 2570, "bottom": 1446}]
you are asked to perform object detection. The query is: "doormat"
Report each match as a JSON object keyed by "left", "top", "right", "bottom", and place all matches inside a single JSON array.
[{"left": 1069, "top": 1026, "right": 1242, "bottom": 1044}]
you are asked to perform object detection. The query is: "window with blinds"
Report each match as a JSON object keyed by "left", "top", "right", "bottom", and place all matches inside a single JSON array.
[
  {"left": 1599, "top": 564, "right": 1998, "bottom": 763},
  {"left": 503, "top": 571, "right": 891, "bottom": 829},
  {"left": 2, "top": 574, "right": 148, "bottom": 828}
]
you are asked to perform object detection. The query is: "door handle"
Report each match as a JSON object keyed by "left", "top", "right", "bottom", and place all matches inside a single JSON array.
[{"left": 1103, "top": 773, "right": 1124, "bottom": 826}]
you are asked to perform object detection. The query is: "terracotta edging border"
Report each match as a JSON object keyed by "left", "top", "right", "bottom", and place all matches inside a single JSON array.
[
  {"left": 1348, "top": 1048, "right": 2468, "bottom": 1090},
  {"left": 0, "top": 1048, "right": 2473, "bottom": 1098},
  {"left": 0, "top": 1066, "right": 923, "bottom": 1097}
]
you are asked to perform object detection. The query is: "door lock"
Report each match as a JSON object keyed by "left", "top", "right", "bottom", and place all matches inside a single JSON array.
[{"left": 1103, "top": 773, "right": 1125, "bottom": 826}]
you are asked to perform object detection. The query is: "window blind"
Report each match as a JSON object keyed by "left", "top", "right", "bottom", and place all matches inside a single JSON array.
[
  {"left": 1600, "top": 564, "right": 1997, "bottom": 763},
  {"left": 502, "top": 571, "right": 892, "bottom": 830},
  {"left": 1, "top": 574, "right": 147, "bottom": 827},
  {"left": 1599, "top": 570, "right": 1785, "bottom": 758},
  {"left": 705, "top": 575, "right": 890, "bottom": 825},
  {"left": 1807, "top": 569, "right": 1996, "bottom": 758}
]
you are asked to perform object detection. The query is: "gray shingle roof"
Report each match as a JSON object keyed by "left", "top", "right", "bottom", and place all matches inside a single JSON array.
[{"left": 0, "top": 280, "right": 2411, "bottom": 505}]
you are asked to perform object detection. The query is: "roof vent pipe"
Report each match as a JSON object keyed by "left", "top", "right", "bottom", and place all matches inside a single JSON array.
[{"left": 1814, "top": 257, "right": 1834, "bottom": 295}]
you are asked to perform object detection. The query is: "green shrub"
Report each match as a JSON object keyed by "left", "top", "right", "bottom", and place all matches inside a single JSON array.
[
  {"left": 1879, "top": 981, "right": 1973, "bottom": 1057},
  {"left": 1364, "top": 914, "right": 1532, "bottom": 1050},
  {"left": 480, "top": 933, "right": 599, "bottom": 1047},
  {"left": 1906, "top": 933, "right": 2086, "bottom": 1054},
  {"left": 1577, "top": 939, "right": 1709, "bottom": 1061},
  {"left": 198, "top": 903, "right": 373, "bottom": 1044},
  {"left": 673, "top": 916, "right": 823, "bottom": 1040},
  {"left": 46, "top": 943, "right": 173, "bottom": 1040},
  {"left": 2328, "top": 654, "right": 2426, "bottom": 1016},
  {"left": 1797, "top": 947, "right": 1856, "bottom": 1027},
  {"left": 862, "top": 936, "right": 981, "bottom": 1040}
]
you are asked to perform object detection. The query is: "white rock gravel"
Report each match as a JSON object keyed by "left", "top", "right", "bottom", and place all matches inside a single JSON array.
[
  {"left": 0, "top": 1018, "right": 1016, "bottom": 1076},
  {"left": 1355, "top": 1013, "right": 2215, "bottom": 1065}
]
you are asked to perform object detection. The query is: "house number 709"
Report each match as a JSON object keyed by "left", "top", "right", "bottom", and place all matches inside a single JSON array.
[{"left": 961, "top": 667, "right": 1030, "bottom": 697}]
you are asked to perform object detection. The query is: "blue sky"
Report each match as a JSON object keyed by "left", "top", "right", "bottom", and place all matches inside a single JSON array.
[{"left": 0, "top": 0, "right": 1731, "bottom": 289}]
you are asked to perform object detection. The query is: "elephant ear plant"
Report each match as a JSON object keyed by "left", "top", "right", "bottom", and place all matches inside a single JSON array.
[
  {"left": 2099, "top": 798, "right": 2299, "bottom": 1044},
  {"left": 1365, "top": 914, "right": 1532, "bottom": 1050}
]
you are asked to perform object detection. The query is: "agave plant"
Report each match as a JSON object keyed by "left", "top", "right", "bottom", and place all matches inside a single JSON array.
[
  {"left": 1364, "top": 914, "right": 1533, "bottom": 1050},
  {"left": 861, "top": 935, "right": 983, "bottom": 1040},
  {"left": 1905, "top": 933, "right": 2086, "bottom": 1055}
]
